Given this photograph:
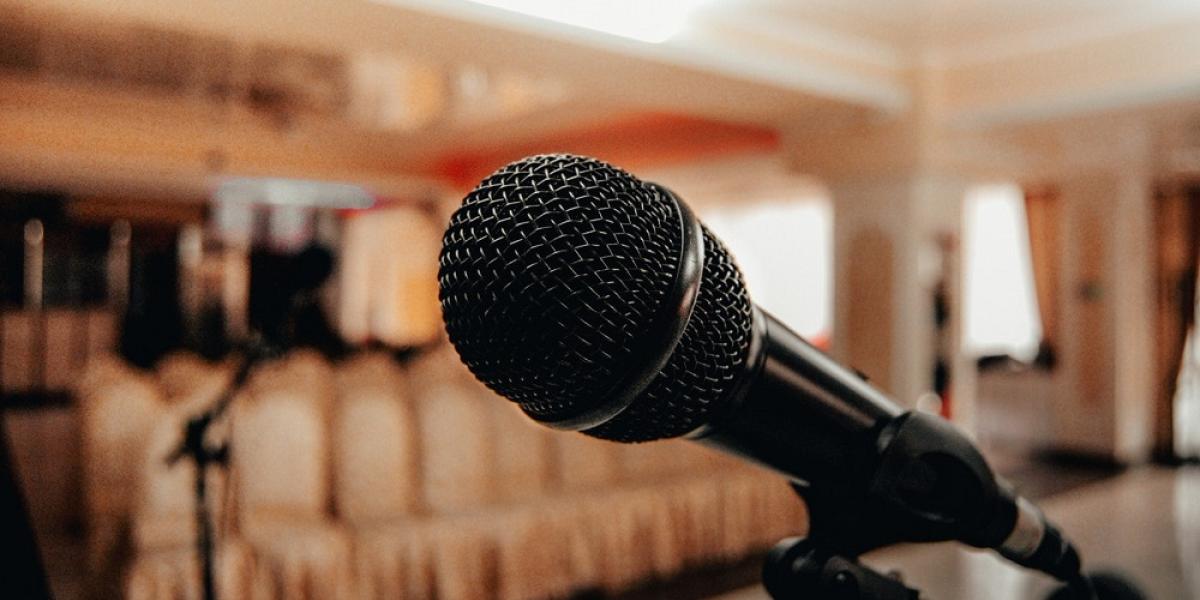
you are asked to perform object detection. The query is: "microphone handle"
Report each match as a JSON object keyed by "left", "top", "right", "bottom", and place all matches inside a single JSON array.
[{"left": 688, "top": 308, "right": 902, "bottom": 488}]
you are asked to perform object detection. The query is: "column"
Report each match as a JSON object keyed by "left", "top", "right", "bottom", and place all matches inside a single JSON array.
[
  {"left": 1055, "top": 167, "right": 1155, "bottom": 462},
  {"left": 827, "top": 171, "right": 974, "bottom": 431}
]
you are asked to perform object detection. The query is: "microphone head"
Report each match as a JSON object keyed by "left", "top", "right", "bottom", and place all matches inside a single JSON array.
[{"left": 438, "top": 154, "right": 754, "bottom": 441}]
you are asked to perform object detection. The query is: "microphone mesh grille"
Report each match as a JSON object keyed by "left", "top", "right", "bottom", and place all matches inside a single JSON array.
[
  {"left": 439, "top": 154, "right": 754, "bottom": 441},
  {"left": 584, "top": 227, "right": 753, "bottom": 442},
  {"left": 439, "top": 154, "right": 682, "bottom": 422}
]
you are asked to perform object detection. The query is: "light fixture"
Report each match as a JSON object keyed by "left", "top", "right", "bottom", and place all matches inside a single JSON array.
[{"left": 462, "top": 0, "right": 710, "bottom": 43}]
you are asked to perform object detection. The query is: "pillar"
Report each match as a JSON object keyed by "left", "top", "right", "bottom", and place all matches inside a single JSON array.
[
  {"left": 827, "top": 171, "right": 975, "bottom": 432},
  {"left": 1055, "top": 166, "right": 1156, "bottom": 462}
]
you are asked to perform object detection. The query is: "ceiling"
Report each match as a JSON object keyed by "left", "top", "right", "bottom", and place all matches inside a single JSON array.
[
  {"left": 6, "top": 0, "right": 1200, "bottom": 198},
  {"left": 381, "top": 0, "right": 1200, "bottom": 124},
  {"left": 20, "top": 0, "right": 1200, "bottom": 125},
  {"left": 735, "top": 0, "right": 1200, "bottom": 60}
]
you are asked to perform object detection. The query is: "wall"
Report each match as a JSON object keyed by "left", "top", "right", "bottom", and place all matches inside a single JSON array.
[
  {"left": 1054, "top": 176, "right": 1118, "bottom": 455},
  {"left": 1041, "top": 171, "right": 1155, "bottom": 462}
]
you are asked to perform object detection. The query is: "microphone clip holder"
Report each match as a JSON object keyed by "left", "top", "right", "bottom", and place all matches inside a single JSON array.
[
  {"left": 762, "top": 471, "right": 924, "bottom": 600},
  {"left": 762, "top": 411, "right": 1091, "bottom": 600},
  {"left": 763, "top": 537, "right": 918, "bottom": 599}
]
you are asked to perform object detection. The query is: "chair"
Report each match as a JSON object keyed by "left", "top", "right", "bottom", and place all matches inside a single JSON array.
[
  {"left": 124, "top": 539, "right": 257, "bottom": 600},
  {"left": 491, "top": 501, "right": 578, "bottom": 600},
  {"left": 555, "top": 434, "right": 622, "bottom": 493},
  {"left": 350, "top": 355, "right": 503, "bottom": 599},
  {"left": 134, "top": 351, "right": 237, "bottom": 553},
  {"left": 352, "top": 520, "right": 437, "bottom": 600},
  {"left": 715, "top": 468, "right": 808, "bottom": 562},
  {"left": 232, "top": 363, "right": 353, "bottom": 600},
  {"left": 412, "top": 375, "right": 495, "bottom": 514},
  {"left": 422, "top": 514, "right": 499, "bottom": 600},
  {"left": 489, "top": 401, "right": 553, "bottom": 504},
  {"left": 124, "top": 398, "right": 253, "bottom": 600},
  {"left": 156, "top": 352, "right": 235, "bottom": 415},
  {"left": 576, "top": 486, "right": 676, "bottom": 591},
  {"left": 131, "top": 406, "right": 231, "bottom": 552},
  {"left": 78, "top": 357, "right": 166, "bottom": 574},
  {"left": 233, "top": 378, "right": 330, "bottom": 520},
  {"left": 656, "top": 476, "right": 722, "bottom": 571},
  {"left": 332, "top": 353, "right": 418, "bottom": 524},
  {"left": 331, "top": 354, "right": 437, "bottom": 599}
]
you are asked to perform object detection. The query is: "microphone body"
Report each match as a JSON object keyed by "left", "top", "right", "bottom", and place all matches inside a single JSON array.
[
  {"left": 691, "top": 309, "right": 898, "bottom": 487},
  {"left": 438, "top": 154, "right": 1082, "bottom": 583},
  {"left": 691, "top": 308, "right": 1078, "bottom": 580}
]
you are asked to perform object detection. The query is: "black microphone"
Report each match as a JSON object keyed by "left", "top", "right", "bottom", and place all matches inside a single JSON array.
[{"left": 437, "top": 154, "right": 1080, "bottom": 583}]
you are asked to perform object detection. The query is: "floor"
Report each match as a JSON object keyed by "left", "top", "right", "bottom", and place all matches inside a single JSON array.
[
  {"left": 30, "top": 462, "right": 1191, "bottom": 600},
  {"left": 712, "top": 466, "right": 1200, "bottom": 600},
  {"left": 609, "top": 447, "right": 1126, "bottom": 600},
  {"left": 986, "top": 447, "right": 1125, "bottom": 500}
]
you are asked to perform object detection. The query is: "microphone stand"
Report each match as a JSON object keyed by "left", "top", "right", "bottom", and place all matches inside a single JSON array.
[
  {"left": 764, "top": 537, "right": 917, "bottom": 599},
  {"left": 762, "top": 473, "right": 925, "bottom": 599},
  {"left": 761, "top": 411, "right": 1102, "bottom": 600},
  {"left": 763, "top": 530, "right": 1099, "bottom": 599},
  {"left": 165, "top": 340, "right": 277, "bottom": 600}
]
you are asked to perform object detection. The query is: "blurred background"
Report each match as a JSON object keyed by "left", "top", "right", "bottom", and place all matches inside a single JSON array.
[{"left": 0, "top": 0, "right": 1198, "bottom": 598}]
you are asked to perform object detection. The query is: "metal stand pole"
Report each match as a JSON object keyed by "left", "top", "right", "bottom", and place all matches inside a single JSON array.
[
  {"left": 173, "top": 408, "right": 229, "bottom": 600},
  {"left": 166, "top": 343, "right": 273, "bottom": 600}
]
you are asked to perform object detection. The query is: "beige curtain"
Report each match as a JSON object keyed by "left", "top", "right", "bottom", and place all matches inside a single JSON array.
[
  {"left": 1023, "top": 184, "right": 1061, "bottom": 357},
  {"left": 1154, "top": 183, "right": 1200, "bottom": 460}
]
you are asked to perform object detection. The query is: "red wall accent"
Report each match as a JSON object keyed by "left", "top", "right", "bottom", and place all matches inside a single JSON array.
[{"left": 432, "top": 112, "right": 779, "bottom": 189}]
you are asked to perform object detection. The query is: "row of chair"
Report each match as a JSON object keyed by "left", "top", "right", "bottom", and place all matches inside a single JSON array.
[{"left": 77, "top": 347, "right": 808, "bottom": 599}]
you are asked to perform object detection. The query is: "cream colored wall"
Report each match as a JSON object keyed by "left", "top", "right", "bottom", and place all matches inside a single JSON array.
[
  {"left": 826, "top": 162, "right": 1158, "bottom": 462},
  {"left": 785, "top": 46, "right": 1174, "bottom": 460},
  {"left": 962, "top": 157, "right": 1158, "bottom": 462},
  {"left": 1046, "top": 169, "right": 1156, "bottom": 461},
  {"left": 1055, "top": 175, "right": 1119, "bottom": 455}
]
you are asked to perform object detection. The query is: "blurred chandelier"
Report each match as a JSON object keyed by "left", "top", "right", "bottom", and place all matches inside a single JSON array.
[{"left": 454, "top": 0, "right": 711, "bottom": 43}]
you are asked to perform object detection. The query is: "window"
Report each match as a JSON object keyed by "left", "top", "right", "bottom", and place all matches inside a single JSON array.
[
  {"left": 703, "top": 198, "right": 832, "bottom": 346},
  {"left": 962, "top": 184, "right": 1042, "bottom": 361}
]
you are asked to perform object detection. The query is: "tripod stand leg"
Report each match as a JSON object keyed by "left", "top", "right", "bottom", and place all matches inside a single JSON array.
[{"left": 195, "top": 461, "right": 216, "bottom": 600}]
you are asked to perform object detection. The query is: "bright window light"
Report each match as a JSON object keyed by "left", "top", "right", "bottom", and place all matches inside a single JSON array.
[
  {"left": 704, "top": 199, "right": 832, "bottom": 345},
  {"left": 465, "top": 0, "right": 709, "bottom": 43},
  {"left": 962, "top": 184, "right": 1042, "bottom": 361},
  {"left": 215, "top": 177, "right": 374, "bottom": 209}
]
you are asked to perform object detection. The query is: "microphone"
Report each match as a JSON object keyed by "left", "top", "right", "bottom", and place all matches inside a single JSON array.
[{"left": 437, "top": 154, "right": 1080, "bottom": 582}]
